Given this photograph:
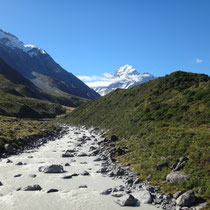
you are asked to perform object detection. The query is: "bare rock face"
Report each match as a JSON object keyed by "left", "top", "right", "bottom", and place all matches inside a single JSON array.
[
  {"left": 166, "top": 171, "right": 188, "bottom": 184},
  {"left": 115, "top": 194, "right": 138, "bottom": 206},
  {"left": 176, "top": 190, "right": 196, "bottom": 207},
  {"left": 39, "top": 164, "right": 64, "bottom": 173}
]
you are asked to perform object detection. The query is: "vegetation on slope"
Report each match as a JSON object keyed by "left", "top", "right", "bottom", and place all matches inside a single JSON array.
[
  {"left": 0, "top": 116, "right": 61, "bottom": 155},
  {"left": 62, "top": 71, "right": 210, "bottom": 202}
]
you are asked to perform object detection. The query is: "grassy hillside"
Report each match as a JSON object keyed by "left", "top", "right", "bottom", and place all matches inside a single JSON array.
[{"left": 62, "top": 71, "right": 210, "bottom": 202}]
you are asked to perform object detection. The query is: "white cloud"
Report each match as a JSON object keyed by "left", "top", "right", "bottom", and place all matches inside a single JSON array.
[
  {"left": 77, "top": 75, "right": 103, "bottom": 81},
  {"left": 77, "top": 72, "right": 147, "bottom": 88},
  {"left": 195, "top": 58, "right": 203, "bottom": 63},
  {"left": 103, "top": 73, "right": 113, "bottom": 78},
  {"left": 86, "top": 80, "right": 111, "bottom": 87}
]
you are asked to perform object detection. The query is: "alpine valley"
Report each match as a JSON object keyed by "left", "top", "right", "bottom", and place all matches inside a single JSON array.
[{"left": 0, "top": 29, "right": 209, "bottom": 210}]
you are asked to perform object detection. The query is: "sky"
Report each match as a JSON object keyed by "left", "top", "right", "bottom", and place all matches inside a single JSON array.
[{"left": 0, "top": 0, "right": 209, "bottom": 85}]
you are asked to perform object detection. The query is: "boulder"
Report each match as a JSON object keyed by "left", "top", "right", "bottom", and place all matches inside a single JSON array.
[
  {"left": 176, "top": 190, "right": 196, "bottom": 207},
  {"left": 132, "top": 191, "right": 153, "bottom": 204},
  {"left": 166, "top": 171, "right": 188, "bottom": 184},
  {"left": 23, "top": 184, "right": 42, "bottom": 191},
  {"left": 65, "top": 163, "right": 70, "bottom": 166},
  {"left": 39, "top": 165, "right": 64, "bottom": 173},
  {"left": 115, "top": 194, "right": 138, "bottom": 206},
  {"left": 155, "top": 162, "right": 168, "bottom": 170},
  {"left": 0, "top": 181, "right": 3, "bottom": 186},
  {"left": 111, "top": 135, "right": 118, "bottom": 142},
  {"left": 173, "top": 191, "right": 184, "bottom": 199}
]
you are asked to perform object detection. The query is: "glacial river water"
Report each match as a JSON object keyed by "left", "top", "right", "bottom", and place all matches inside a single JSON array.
[{"left": 0, "top": 126, "right": 158, "bottom": 210}]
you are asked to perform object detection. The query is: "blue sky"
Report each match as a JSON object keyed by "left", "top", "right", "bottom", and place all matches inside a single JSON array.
[{"left": 0, "top": 0, "right": 209, "bottom": 82}]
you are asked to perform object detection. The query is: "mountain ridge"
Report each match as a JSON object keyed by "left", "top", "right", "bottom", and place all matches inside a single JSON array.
[{"left": 0, "top": 29, "right": 100, "bottom": 100}]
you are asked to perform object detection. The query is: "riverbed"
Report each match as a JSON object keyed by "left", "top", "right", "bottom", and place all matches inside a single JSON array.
[{"left": 0, "top": 126, "right": 158, "bottom": 210}]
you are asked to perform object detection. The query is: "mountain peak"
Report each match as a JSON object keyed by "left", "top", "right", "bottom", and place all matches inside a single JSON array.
[
  {"left": 114, "top": 64, "right": 139, "bottom": 77},
  {"left": 0, "top": 29, "right": 46, "bottom": 57},
  {"left": 91, "top": 65, "right": 156, "bottom": 96}
]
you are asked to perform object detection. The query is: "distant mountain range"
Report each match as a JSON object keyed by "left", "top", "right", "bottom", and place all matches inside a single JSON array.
[
  {"left": 90, "top": 65, "right": 156, "bottom": 96},
  {"left": 0, "top": 29, "right": 100, "bottom": 101}
]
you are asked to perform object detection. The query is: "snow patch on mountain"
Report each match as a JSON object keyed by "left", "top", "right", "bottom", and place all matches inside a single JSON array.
[
  {"left": 78, "top": 65, "right": 156, "bottom": 96},
  {"left": 0, "top": 29, "right": 46, "bottom": 56}
]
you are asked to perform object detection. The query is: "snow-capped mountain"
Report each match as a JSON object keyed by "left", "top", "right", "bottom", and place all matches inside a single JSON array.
[
  {"left": 0, "top": 29, "right": 99, "bottom": 100},
  {"left": 91, "top": 65, "right": 156, "bottom": 96},
  {"left": 0, "top": 29, "right": 46, "bottom": 56}
]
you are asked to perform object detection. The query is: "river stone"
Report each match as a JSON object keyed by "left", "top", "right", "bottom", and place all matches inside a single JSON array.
[
  {"left": 29, "top": 174, "right": 37, "bottom": 178},
  {"left": 23, "top": 184, "right": 42, "bottom": 191},
  {"left": 16, "top": 162, "right": 23, "bottom": 165},
  {"left": 93, "top": 157, "right": 102, "bottom": 162},
  {"left": 80, "top": 170, "right": 90, "bottom": 176},
  {"left": 71, "top": 173, "right": 79, "bottom": 176},
  {"left": 115, "top": 194, "right": 138, "bottom": 206},
  {"left": 39, "top": 164, "right": 64, "bottom": 173},
  {"left": 176, "top": 190, "right": 196, "bottom": 207},
  {"left": 62, "top": 175, "right": 72, "bottom": 179},
  {"left": 62, "top": 152, "right": 74, "bottom": 158},
  {"left": 14, "top": 174, "right": 22, "bottom": 177},
  {"left": 101, "top": 188, "right": 112, "bottom": 195},
  {"left": 166, "top": 171, "right": 188, "bottom": 184},
  {"left": 79, "top": 185, "right": 88, "bottom": 188},
  {"left": 77, "top": 152, "right": 88, "bottom": 157},
  {"left": 6, "top": 159, "right": 13, "bottom": 163},
  {"left": 47, "top": 189, "right": 59, "bottom": 193}
]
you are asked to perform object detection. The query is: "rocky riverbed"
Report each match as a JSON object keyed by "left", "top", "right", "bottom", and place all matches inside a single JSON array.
[{"left": 0, "top": 126, "right": 203, "bottom": 210}]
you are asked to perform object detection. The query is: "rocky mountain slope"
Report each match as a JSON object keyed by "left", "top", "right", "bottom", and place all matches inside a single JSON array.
[
  {"left": 62, "top": 71, "right": 210, "bottom": 206},
  {"left": 0, "top": 29, "right": 100, "bottom": 100},
  {"left": 0, "top": 58, "right": 67, "bottom": 118},
  {"left": 91, "top": 65, "right": 155, "bottom": 95}
]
